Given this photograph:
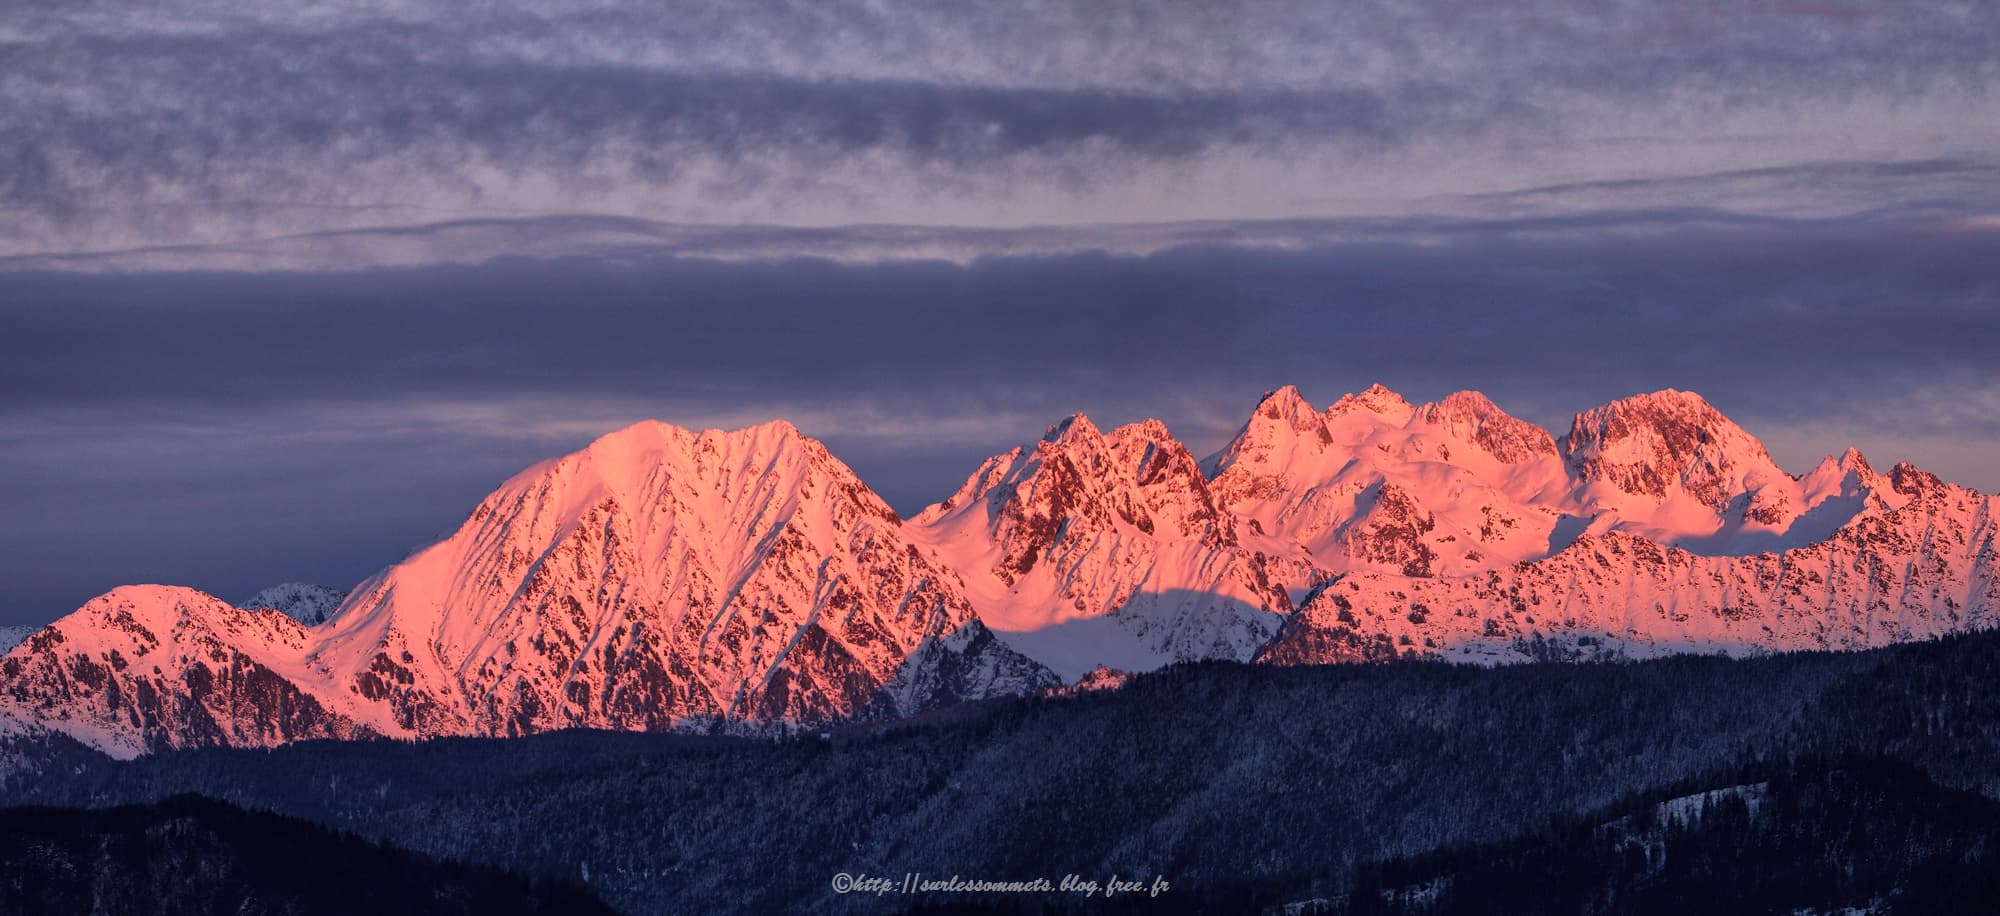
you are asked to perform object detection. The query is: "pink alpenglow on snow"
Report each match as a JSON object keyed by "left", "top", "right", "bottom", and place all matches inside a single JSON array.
[{"left": 3, "top": 386, "right": 1996, "bottom": 756}]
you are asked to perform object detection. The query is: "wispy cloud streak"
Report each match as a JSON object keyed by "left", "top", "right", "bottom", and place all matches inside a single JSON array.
[{"left": 3, "top": 1, "right": 1996, "bottom": 253}]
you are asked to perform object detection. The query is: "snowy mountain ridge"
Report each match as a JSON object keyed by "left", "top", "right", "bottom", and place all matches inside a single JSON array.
[
  {"left": 2, "top": 385, "right": 1995, "bottom": 755},
  {"left": 2, "top": 420, "right": 1056, "bottom": 756},
  {"left": 909, "top": 413, "right": 1299, "bottom": 680}
]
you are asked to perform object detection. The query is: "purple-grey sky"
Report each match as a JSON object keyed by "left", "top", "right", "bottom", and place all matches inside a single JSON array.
[{"left": 3, "top": 1, "right": 1998, "bottom": 624}]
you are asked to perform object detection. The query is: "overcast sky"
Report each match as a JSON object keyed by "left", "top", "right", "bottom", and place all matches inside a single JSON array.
[{"left": 4, "top": 1, "right": 1998, "bottom": 624}]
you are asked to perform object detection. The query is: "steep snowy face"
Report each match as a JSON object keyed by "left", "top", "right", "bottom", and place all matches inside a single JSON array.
[
  {"left": 1209, "top": 385, "right": 1571, "bottom": 580},
  {"left": 4, "top": 391, "right": 1994, "bottom": 755},
  {"left": 310, "top": 419, "right": 1037, "bottom": 735},
  {"left": 0, "top": 586, "right": 380, "bottom": 757},
  {"left": 1415, "top": 390, "right": 1560, "bottom": 467},
  {"left": 1265, "top": 459, "right": 2000, "bottom": 666},
  {"left": 1201, "top": 385, "right": 1334, "bottom": 489},
  {"left": 1559, "top": 389, "right": 1861, "bottom": 552},
  {"left": 911, "top": 414, "right": 1294, "bottom": 680},
  {"left": 1330, "top": 383, "right": 1417, "bottom": 424},
  {"left": 0, "top": 627, "right": 31, "bottom": 655},
  {"left": 1212, "top": 385, "right": 1896, "bottom": 579},
  {"left": 237, "top": 583, "right": 347, "bottom": 626},
  {"left": 0, "top": 420, "right": 1055, "bottom": 755},
  {"left": 1564, "top": 389, "right": 1776, "bottom": 509}
]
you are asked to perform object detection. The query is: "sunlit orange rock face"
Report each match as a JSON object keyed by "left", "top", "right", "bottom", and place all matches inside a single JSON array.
[{"left": 4, "top": 386, "right": 1997, "bottom": 755}]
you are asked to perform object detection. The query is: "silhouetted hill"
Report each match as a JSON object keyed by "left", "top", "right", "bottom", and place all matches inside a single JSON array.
[
  {"left": 7, "top": 631, "right": 2000, "bottom": 913},
  {"left": 0, "top": 794, "right": 612, "bottom": 915}
]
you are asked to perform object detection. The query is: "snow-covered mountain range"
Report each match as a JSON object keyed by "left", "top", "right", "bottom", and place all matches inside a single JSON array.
[{"left": 3, "top": 386, "right": 1995, "bottom": 756}]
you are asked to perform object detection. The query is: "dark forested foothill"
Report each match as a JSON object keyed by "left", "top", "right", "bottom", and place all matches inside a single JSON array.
[
  {"left": 1322, "top": 754, "right": 2000, "bottom": 915},
  {"left": 0, "top": 794, "right": 612, "bottom": 915},
  {"left": 5, "top": 631, "right": 2000, "bottom": 914}
]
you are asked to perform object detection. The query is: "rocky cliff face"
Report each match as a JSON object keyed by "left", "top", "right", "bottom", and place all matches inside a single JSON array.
[
  {"left": 1264, "top": 458, "right": 2000, "bottom": 666},
  {"left": 0, "top": 587, "right": 377, "bottom": 757},
  {"left": 1208, "top": 385, "right": 1572, "bottom": 581},
  {"left": 3, "top": 386, "right": 1995, "bottom": 755},
  {"left": 1558, "top": 389, "right": 1852, "bottom": 552},
  {"left": 1, "top": 421, "right": 1053, "bottom": 754},
  {"left": 909, "top": 414, "right": 1297, "bottom": 680}
]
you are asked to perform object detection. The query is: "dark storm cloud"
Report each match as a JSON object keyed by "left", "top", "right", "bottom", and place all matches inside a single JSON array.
[
  {"left": 6, "top": 211, "right": 2000, "bottom": 623},
  {"left": 6, "top": 209, "right": 1997, "bottom": 427}
]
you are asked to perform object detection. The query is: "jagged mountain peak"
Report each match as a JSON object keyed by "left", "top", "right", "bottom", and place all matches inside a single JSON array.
[
  {"left": 1, "top": 585, "right": 374, "bottom": 756},
  {"left": 1413, "top": 390, "right": 1558, "bottom": 465},
  {"left": 482, "top": 416, "right": 900, "bottom": 541},
  {"left": 60, "top": 585, "right": 324, "bottom": 668},
  {"left": 573, "top": 417, "right": 817, "bottom": 466},
  {"left": 287, "top": 414, "right": 1020, "bottom": 739},
  {"left": 1273, "top": 453, "right": 2000, "bottom": 667},
  {"left": 570, "top": 418, "right": 822, "bottom": 482},
  {"left": 1205, "top": 387, "right": 1335, "bottom": 481},
  {"left": 1564, "top": 388, "right": 1768, "bottom": 458},
  {"left": 1604, "top": 386, "right": 1708, "bottom": 409},
  {"left": 949, "top": 413, "right": 1234, "bottom": 561},
  {"left": 1890, "top": 461, "right": 1950, "bottom": 500},
  {"left": 69, "top": 584, "right": 226, "bottom": 624},
  {"left": 908, "top": 413, "right": 1287, "bottom": 679},
  {"left": 1563, "top": 389, "right": 1782, "bottom": 510},
  {"left": 1422, "top": 388, "right": 1504, "bottom": 416},
  {"left": 1252, "top": 386, "right": 1332, "bottom": 438},
  {"left": 1105, "top": 416, "right": 1177, "bottom": 447},
  {"left": 1210, "top": 382, "right": 1572, "bottom": 579},
  {"left": 1329, "top": 383, "right": 1414, "bottom": 421},
  {"left": 70, "top": 585, "right": 304, "bottom": 635},
  {"left": 1040, "top": 413, "right": 1103, "bottom": 445},
  {"left": 1802, "top": 447, "right": 1881, "bottom": 494},
  {"left": 1009, "top": 416, "right": 1212, "bottom": 514},
  {"left": 564, "top": 419, "right": 690, "bottom": 477},
  {"left": 1257, "top": 384, "right": 1317, "bottom": 419},
  {"left": 7, "top": 392, "right": 1998, "bottom": 756},
  {"left": 587, "top": 416, "right": 686, "bottom": 445}
]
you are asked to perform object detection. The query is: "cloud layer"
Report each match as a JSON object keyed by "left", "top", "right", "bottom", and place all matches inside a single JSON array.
[
  {"left": 6, "top": 212, "right": 2000, "bottom": 622},
  {"left": 4, "top": 1, "right": 1998, "bottom": 254},
  {"left": 3, "top": 1, "right": 1997, "bottom": 623}
]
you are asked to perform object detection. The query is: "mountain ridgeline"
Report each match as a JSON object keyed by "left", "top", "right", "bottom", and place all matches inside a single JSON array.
[
  {"left": 2, "top": 385, "right": 1996, "bottom": 755},
  {"left": 9, "top": 630, "right": 2000, "bottom": 914}
]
